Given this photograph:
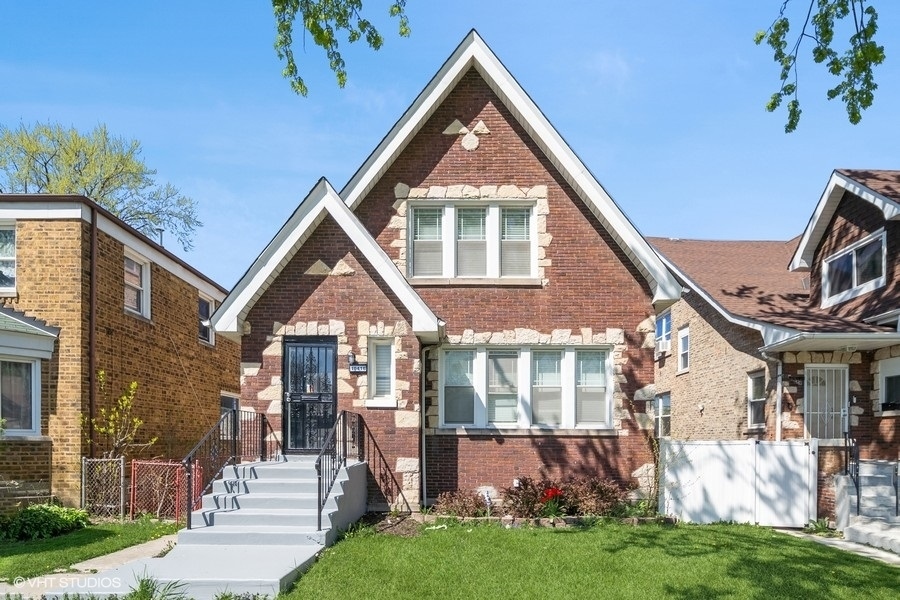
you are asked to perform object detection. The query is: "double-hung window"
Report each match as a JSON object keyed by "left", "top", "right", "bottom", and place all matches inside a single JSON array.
[
  {"left": 823, "top": 230, "right": 885, "bottom": 307},
  {"left": 0, "top": 225, "right": 16, "bottom": 294},
  {"left": 198, "top": 295, "right": 214, "bottom": 344},
  {"left": 655, "top": 393, "right": 671, "bottom": 438},
  {"left": 440, "top": 347, "right": 612, "bottom": 429},
  {"left": 367, "top": 338, "right": 395, "bottom": 407},
  {"left": 677, "top": 327, "right": 690, "bottom": 372},
  {"left": 0, "top": 358, "right": 39, "bottom": 434},
  {"left": 748, "top": 371, "right": 766, "bottom": 429},
  {"left": 410, "top": 204, "right": 534, "bottom": 279},
  {"left": 655, "top": 311, "right": 672, "bottom": 355},
  {"left": 124, "top": 250, "right": 151, "bottom": 318},
  {"left": 879, "top": 356, "right": 900, "bottom": 411}
]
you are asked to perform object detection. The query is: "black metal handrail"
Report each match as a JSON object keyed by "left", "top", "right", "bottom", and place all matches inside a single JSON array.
[
  {"left": 182, "top": 409, "right": 283, "bottom": 529},
  {"left": 844, "top": 434, "right": 860, "bottom": 516},
  {"left": 895, "top": 461, "right": 899, "bottom": 517},
  {"left": 315, "top": 411, "right": 363, "bottom": 530}
]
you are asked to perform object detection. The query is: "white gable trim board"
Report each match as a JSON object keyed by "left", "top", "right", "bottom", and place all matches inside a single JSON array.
[
  {"left": 790, "top": 170, "right": 900, "bottom": 271},
  {"left": 340, "top": 30, "right": 681, "bottom": 308},
  {"left": 211, "top": 179, "right": 440, "bottom": 340}
]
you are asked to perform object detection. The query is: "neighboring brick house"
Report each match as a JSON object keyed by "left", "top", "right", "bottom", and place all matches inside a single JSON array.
[
  {"left": 212, "top": 31, "right": 682, "bottom": 509},
  {"left": 650, "top": 169, "right": 900, "bottom": 517},
  {"left": 0, "top": 195, "right": 240, "bottom": 510}
]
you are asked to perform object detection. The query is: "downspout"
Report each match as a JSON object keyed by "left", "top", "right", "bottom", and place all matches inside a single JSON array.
[
  {"left": 775, "top": 359, "right": 783, "bottom": 442},
  {"left": 88, "top": 206, "right": 98, "bottom": 457},
  {"left": 419, "top": 343, "right": 428, "bottom": 509}
]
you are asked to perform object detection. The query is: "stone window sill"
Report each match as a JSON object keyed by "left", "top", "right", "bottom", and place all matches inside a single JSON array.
[
  {"left": 409, "top": 277, "right": 542, "bottom": 287},
  {"left": 429, "top": 427, "right": 620, "bottom": 437},
  {"left": 0, "top": 434, "right": 51, "bottom": 442},
  {"left": 876, "top": 410, "right": 900, "bottom": 418}
]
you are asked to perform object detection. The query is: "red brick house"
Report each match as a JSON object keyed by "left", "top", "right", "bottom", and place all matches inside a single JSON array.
[
  {"left": 650, "top": 169, "right": 900, "bottom": 520},
  {"left": 0, "top": 195, "right": 240, "bottom": 510},
  {"left": 213, "top": 31, "right": 682, "bottom": 508}
]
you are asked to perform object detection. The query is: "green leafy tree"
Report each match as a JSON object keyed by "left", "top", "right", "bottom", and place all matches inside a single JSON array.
[
  {"left": 85, "top": 370, "right": 158, "bottom": 459},
  {"left": 272, "top": 0, "right": 410, "bottom": 96},
  {"left": 0, "top": 122, "right": 201, "bottom": 250},
  {"left": 756, "top": 0, "right": 886, "bottom": 132}
]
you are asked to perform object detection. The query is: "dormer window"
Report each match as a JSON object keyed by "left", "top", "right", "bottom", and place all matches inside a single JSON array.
[{"left": 822, "top": 230, "right": 885, "bottom": 308}]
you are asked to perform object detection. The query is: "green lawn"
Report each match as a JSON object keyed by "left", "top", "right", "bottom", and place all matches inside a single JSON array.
[
  {"left": 0, "top": 519, "right": 179, "bottom": 580},
  {"left": 287, "top": 521, "right": 898, "bottom": 599}
]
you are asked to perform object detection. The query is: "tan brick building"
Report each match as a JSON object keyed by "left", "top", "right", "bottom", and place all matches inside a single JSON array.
[
  {"left": 0, "top": 196, "right": 240, "bottom": 509},
  {"left": 213, "top": 32, "right": 682, "bottom": 509},
  {"left": 650, "top": 169, "right": 900, "bottom": 518}
]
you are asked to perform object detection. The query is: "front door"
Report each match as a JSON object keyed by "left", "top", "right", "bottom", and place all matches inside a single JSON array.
[{"left": 283, "top": 337, "right": 337, "bottom": 453}]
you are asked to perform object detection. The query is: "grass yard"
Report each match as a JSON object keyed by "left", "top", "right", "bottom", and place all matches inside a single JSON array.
[
  {"left": 287, "top": 520, "right": 898, "bottom": 599},
  {"left": 0, "top": 518, "right": 179, "bottom": 581}
]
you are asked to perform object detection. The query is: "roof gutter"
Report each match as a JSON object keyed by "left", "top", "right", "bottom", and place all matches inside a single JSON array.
[{"left": 760, "top": 331, "right": 900, "bottom": 354}]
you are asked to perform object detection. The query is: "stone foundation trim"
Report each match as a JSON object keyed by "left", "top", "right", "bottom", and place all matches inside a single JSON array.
[{"left": 426, "top": 427, "right": 623, "bottom": 437}]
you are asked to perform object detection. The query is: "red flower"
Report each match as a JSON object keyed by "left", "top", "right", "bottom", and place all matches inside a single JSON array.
[{"left": 540, "top": 487, "right": 563, "bottom": 503}]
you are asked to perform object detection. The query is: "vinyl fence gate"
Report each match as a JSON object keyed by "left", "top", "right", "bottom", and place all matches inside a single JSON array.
[{"left": 658, "top": 439, "right": 817, "bottom": 527}]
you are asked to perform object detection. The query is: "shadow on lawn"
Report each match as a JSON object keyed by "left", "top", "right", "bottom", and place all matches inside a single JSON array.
[
  {"left": 611, "top": 524, "right": 897, "bottom": 600},
  {"left": 0, "top": 527, "right": 116, "bottom": 558}
]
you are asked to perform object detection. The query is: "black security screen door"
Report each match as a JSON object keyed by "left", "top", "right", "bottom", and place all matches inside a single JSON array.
[{"left": 283, "top": 337, "right": 337, "bottom": 453}]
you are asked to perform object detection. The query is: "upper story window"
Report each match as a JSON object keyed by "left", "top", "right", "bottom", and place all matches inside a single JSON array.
[
  {"left": 198, "top": 295, "right": 214, "bottom": 344},
  {"left": 677, "top": 327, "right": 690, "bottom": 373},
  {"left": 748, "top": 371, "right": 766, "bottom": 429},
  {"left": 0, "top": 358, "right": 39, "bottom": 435},
  {"left": 655, "top": 311, "right": 672, "bottom": 355},
  {"left": 440, "top": 346, "right": 612, "bottom": 429},
  {"left": 409, "top": 203, "right": 534, "bottom": 280},
  {"left": 822, "top": 229, "right": 885, "bottom": 307},
  {"left": 0, "top": 225, "right": 16, "bottom": 294},
  {"left": 124, "top": 250, "right": 151, "bottom": 319}
]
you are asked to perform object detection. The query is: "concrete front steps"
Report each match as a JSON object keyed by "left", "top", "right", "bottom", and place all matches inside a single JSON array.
[
  {"left": 47, "top": 456, "right": 368, "bottom": 599},
  {"left": 840, "top": 460, "right": 900, "bottom": 556}
]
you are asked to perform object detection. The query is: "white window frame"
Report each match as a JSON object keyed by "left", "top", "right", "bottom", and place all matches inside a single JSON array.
[
  {"left": 677, "top": 327, "right": 690, "bottom": 373},
  {"left": 821, "top": 229, "right": 886, "bottom": 308},
  {"left": 366, "top": 338, "right": 396, "bottom": 408},
  {"left": 124, "top": 248, "right": 151, "bottom": 319},
  {"left": 655, "top": 311, "right": 672, "bottom": 355},
  {"left": 879, "top": 356, "right": 900, "bottom": 410},
  {"left": 654, "top": 392, "right": 671, "bottom": 438},
  {"left": 438, "top": 346, "right": 613, "bottom": 430},
  {"left": 0, "top": 356, "right": 41, "bottom": 436},
  {"left": 0, "top": 223, "right": 16, "bottom": 296},
  {"left": 408, "top": 202, "right": 537, "bottom": 280},
  {"left": 747, "top": 370, "right": 766, "bottom": 430},
  {"left": 198, "top": 294, "right": 215, "bottom": 345}
]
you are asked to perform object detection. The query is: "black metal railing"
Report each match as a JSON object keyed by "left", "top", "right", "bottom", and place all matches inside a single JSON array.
[
  {"left": 182, "top": 409, "right": 282, "bottom": 529},
  {"left": 315, "top": 411, "right": 363, "bottom": 530},
  {"left": 844, "top": 434, "right": 860, "bottom": 516},
  {"left": 895, "top": 461, "right": 899, "bottom": 516}
]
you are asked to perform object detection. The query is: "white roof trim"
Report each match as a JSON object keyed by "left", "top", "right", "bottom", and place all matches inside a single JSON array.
[
  {"left": 340, "top": 30, "right": 681, "bottom": 306},
  {"left": 790, "top": 170, "right": 900, "bottom": 270},
  {"left": 760, "top": 332, "right": 900, "bottom": 353},
  {"left": 655, "top": 252, "right": 797, "bottom": 348},
  {"left": 212, "top": 179, "right": 439, "bottom": 340}
]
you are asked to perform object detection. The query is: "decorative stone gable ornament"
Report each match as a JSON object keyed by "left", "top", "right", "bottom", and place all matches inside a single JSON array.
[{"left": 443, "top": 119, "right": 491, "bottom": 151}]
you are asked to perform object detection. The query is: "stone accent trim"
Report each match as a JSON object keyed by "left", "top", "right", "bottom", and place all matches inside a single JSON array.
[{"left": 390, "top": 183, "right": 551, "bottom": 285}]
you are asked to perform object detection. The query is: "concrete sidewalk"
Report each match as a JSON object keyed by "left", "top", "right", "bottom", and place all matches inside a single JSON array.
[
  {"left": 0, "top": 534, "right": 177, "bottom": 599},
  {"left": 777, "top": 529, "right": 900, "bottom": 566}
]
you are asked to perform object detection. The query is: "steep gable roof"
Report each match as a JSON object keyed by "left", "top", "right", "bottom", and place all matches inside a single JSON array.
[
  {"left": 212, "top": 179, "right": 440, "bottom": 340},
  {"left": 790, "top": 169, "right": 900, "bottom": 270},
  {"left": 341, "top": 30, "right": 681, "bottom": 308}
]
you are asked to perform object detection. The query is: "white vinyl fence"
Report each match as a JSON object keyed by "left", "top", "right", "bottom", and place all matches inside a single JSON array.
[{"left": 658, "top": 439, "right": 817, "bottom": 527}]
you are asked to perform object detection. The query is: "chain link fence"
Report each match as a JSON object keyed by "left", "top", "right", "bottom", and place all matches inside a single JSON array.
[{"left": 81, "top": 457, "right": 125, "bottom": 519}]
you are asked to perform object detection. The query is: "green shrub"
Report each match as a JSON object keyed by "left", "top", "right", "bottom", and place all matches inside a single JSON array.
[{"left": 0, "top": 503, "right": 90, "bottom": 541}]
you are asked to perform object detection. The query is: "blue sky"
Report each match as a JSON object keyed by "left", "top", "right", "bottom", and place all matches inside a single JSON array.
[{"left": 3, "top": 1, "right": 899, "bottom": 287}]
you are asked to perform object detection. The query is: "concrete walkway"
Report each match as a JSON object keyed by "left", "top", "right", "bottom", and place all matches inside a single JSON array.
[
  {"left": 0, "top": 534, "right": 177, "bottom": 599},
  {"left": 777, "top": 529, "right": 900, "bottom": 566}
]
